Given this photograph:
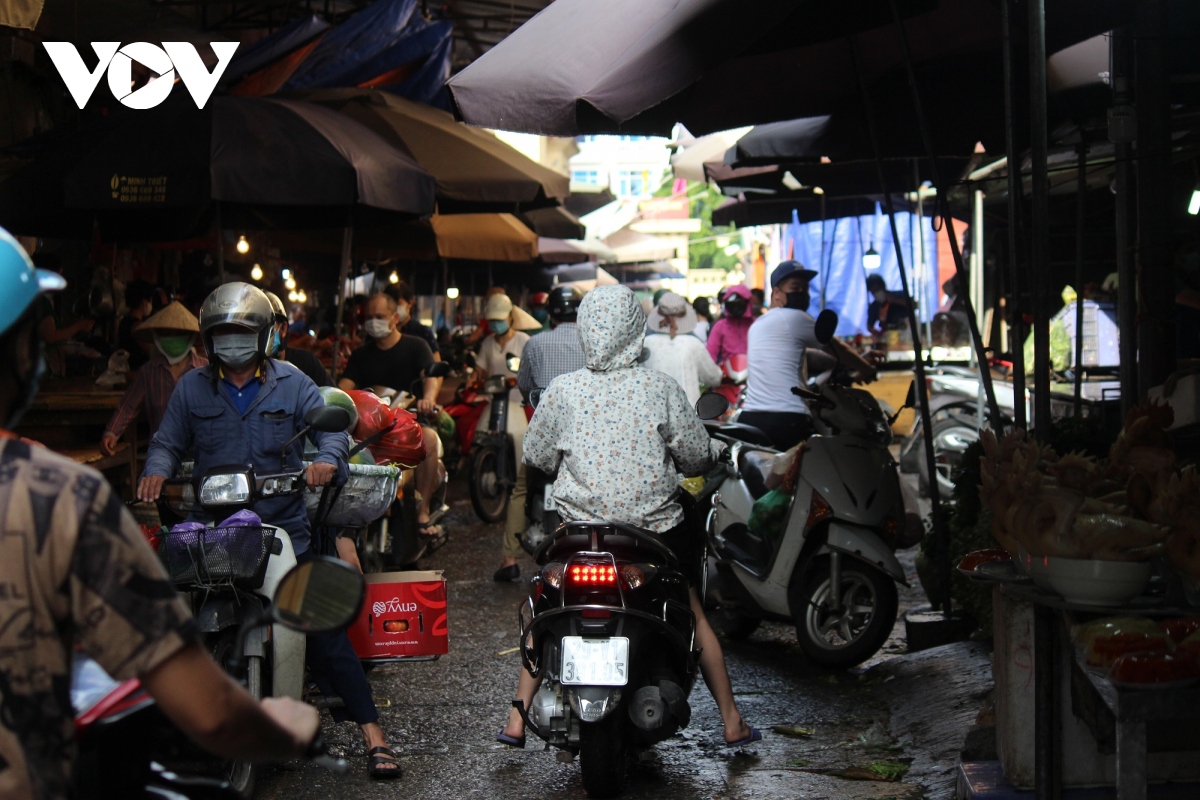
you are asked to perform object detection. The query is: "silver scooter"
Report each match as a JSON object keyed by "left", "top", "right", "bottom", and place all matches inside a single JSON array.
[{"left": 704, "top": 310, "right": 917, "bottom": 669}]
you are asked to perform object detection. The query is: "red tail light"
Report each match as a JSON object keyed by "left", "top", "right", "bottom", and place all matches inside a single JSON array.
[{"left": 568, "top": 563, "right": 617, "bottom": 586}]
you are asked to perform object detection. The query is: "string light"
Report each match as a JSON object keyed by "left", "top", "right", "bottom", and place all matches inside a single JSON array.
[
  {"left": 281, "top": 268, "right": 291, "bottom": 280},
  {"left": 296, "top": 290, "right": 307, "bottom": 304},
  {"left": 388, "top": 270, "right": 399, "bottom": 284},
  {"left": 287, "top": 290, "right": 299, "bottom": 302},
  {"left": 446, "top": 287, "right": 460, "bottom": 299},
  {"left": 236, "top": 235, "right": 249, "bottom": 254},
  {"left": 285, "top": 276, "right": 296, "bottom": 290},
  {"left": 250, "top": 263, "right": 263, "bottom": 281}
]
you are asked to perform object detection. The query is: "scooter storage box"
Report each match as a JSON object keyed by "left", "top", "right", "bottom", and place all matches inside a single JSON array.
[{"left": 347, "top": 570, "right": 448, "bottom": 661}]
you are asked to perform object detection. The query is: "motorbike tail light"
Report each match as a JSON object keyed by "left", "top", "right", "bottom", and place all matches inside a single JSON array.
[
  {"left": 542, "top": 562, "right": 565, "bottom": 589},
  {"left": 568, "top": 563, "right": 617, "bottom": 586},
  {"left": 806, "top": 490, "right": 833, "bottom": 529}
]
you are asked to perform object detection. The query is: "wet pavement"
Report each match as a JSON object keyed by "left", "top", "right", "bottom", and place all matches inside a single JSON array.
[{"left": 258, "top": 476, "right": 988, "bottom": 800}]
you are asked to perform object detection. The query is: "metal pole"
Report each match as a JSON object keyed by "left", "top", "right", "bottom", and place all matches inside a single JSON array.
[
  {"left": 887, "top": 0, "right": 1002, "bottom": 431},
  {"left": 1003, "top": 0, "right": 1027, "bottom": 429},
  {"left": 1027, "top": 0, "right": 1052, "bottom": 431},
  {"left": 1111, "top": 28, "right": 1136, "bottom": 416},
  {"left": 973, "top": 188, "right": 985, "bottom": 432},
  {"left": 333, "top": 224, "right": 353, "bottom": 380},
  {"left": 1073, "top": 144, "right": 1088, "bottom": 416},
  {"left": 851, "top": 38, "right": 949, "bottom": 615},
  {"left": 214, "top": 202, "right": 225, "bottom": 283},
  {"left": 915, "top": 160, "right": 931, "bottom": 351}
]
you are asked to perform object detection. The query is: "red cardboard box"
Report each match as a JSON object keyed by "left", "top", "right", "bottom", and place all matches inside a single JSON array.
[{"left": 347, "top": 570, "right": 448, "bottom": 662}]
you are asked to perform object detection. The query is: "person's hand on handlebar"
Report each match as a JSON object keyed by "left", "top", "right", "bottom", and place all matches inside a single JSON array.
[
  {"left": 260, "top": 697, "right": 320, "bottom": 757},
  {"left": 306, "top": 461, "right": 337, "bottom": 492},
  {"left": 137, "top": 474, "right": 166, "bottom": 503},
  {"left": 417, "top": 397, "right": 437, "bottom": 415}
]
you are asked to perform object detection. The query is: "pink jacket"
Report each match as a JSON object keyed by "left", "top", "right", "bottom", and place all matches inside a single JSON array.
[{"left": 706, "top": 285, "right": 754, "bottom": 364}]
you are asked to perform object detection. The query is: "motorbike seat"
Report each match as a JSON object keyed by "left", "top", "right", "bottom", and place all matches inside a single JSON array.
[
  {"left": 717, "top": 423, "right": 775, "bottom": 447},
  {"left": 738, "top": 450, "right": 776, "bottom": 500}
]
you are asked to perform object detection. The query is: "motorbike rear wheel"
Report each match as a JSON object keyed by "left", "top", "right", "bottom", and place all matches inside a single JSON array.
[
  {"left": 917, "top": 415, "right": 978, "bottom": 498},
  {"left": 792, "top": 557, "right": 898, "bottom": 669},
  {"left": 579, "top": 714, "right": 627, "bottom": 798},
  {"left": 469, "top": 444, "right": 510, "bottom": 523}
]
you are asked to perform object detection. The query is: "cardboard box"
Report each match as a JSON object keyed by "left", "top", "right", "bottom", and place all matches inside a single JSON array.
[{"left": 347, "top": 570, "right": 448, "bottom": 661}]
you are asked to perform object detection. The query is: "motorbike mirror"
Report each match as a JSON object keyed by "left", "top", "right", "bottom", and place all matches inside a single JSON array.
[
  {"left": 426, "top": 361, "right": 451, "bottom": 379},
  {"left": 272, "top": 558, "right": 365, "bottom": 634},
  {"left": 904, "top": 379, "right": 917, "bottom": 408},
  {"left": 528, "top": 388, "right": 543, "bottom": 410},
  {"left": 814, "top": 309, "right": 839, "bottom": 345},
  {"left": 306, "top": 406, "right": 351, "bottom": 433},
  {"left": 695, "top": 391, "right": 730, "bottom": 420},
  {"left": 506, "top": 354, "right": 522, "bottom": 373}
]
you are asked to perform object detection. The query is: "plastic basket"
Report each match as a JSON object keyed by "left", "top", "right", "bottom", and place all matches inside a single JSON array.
[
  {"left": 304, "top": 462, "right": 400, "bottom": 527},
  {"left": 159, "top": 525, "right": 276, "bottom": 590}
]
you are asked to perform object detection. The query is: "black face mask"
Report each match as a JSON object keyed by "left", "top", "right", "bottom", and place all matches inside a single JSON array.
[
  {"left": 724, "top": 298, "right": 747, "bottom": 318},
  {"left": 784, "top": 291, "right": 811, "bottom": 311}
]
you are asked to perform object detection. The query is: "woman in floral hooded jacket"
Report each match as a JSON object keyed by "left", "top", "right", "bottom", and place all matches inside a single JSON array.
[{"left": 497, "top": 285, "right": 760, "bottom": 749}]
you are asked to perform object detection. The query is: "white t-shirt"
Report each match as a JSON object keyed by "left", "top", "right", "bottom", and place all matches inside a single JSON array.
[
  {"left": 477, "top": 331, "right": 530, "bottom": 378},
  {"left": 643, "top": 332, "right": 724, "bottom": 408},
  {"left": 742, "top": 308, "right": 824, "bottom": 415}
]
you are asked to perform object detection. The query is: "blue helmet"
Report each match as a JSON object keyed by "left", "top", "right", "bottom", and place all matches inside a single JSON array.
[{"left": 0, "top": 227, "right": 65, "bottom": 337}]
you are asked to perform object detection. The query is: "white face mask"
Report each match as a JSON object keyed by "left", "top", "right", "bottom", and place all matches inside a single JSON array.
[
  {"left": 363, "top": 318, "right": 393, "bottom": 339},
  {"left": 395, "top": 304, "right": 411, "bottom": 325},
  {"left": 873, "top": 290, "right": 887, "bottom": 303}
]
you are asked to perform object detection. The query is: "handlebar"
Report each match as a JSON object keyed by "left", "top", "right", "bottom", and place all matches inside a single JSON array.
[{"left": 306, "top": 729, "right": 348, "bottom": 775}]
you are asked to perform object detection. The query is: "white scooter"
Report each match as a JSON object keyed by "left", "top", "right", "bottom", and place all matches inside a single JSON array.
[
  {"left": 704, "top": 310, "right": 920, "bottom": 669},
  {"left": 155, "top": 404, "right": 350, "bottom": 795}
]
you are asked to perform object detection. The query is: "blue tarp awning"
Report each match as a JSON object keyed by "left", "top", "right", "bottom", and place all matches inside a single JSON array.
[{"left": 222, "top": 15, "right": 329, "bottom": 84}]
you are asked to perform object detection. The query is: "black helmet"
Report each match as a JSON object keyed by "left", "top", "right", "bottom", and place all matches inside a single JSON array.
[{"left": 547, "top": 285, "right": 584, "bottom": 322}]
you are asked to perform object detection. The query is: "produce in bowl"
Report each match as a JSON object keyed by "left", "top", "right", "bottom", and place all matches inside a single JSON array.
[
  {"left": 1159, "top": 617, "right": 1200, "bottom": 645},
  {"left": 1087, "top": 631, "right": 1172, "bottom": 668},
  {"left": 1075, "top": 617, "right": 1161, "bottom": 648},
  {"left": 1109, "top": 651, "right": 1200, "bottom": 689}
]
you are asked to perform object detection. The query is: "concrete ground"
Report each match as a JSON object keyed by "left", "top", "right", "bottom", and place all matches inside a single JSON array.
[{"left": 257, "top": 476, "right": 992, "bottom": 800}]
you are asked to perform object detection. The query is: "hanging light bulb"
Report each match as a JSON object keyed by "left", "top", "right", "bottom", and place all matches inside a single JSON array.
[
  {"left": 250, "top": 263, "right": 263, "bottom": 281},
  {"left": 285, "top": 276, "right": 296, "bottom": 290},
  {"left": 446, "top": 286, "right": 460, "bottom": 299},
  {"left": 1189, "top": 185, "right": 1200, "bottom": 216},
  {"left": 862, "top": 247, "right": 882, "bottom": 270},
  {"left": 297, "top": 289, "right": 307, "bottom": 304},
  {"left": 236, "top": 235, "right": 250, "bottom": 254},
  {"left": 281, "top": 268, "right": 291, "bottom": 280},
  {"left": 388, "top": 270, "right": 399, "bottom": 284},
  {"left": 287, "top": 290, "right": 299, "bottom": 302}
]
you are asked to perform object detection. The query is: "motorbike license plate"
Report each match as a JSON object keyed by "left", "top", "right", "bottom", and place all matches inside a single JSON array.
[
  {"left": 560, "top": 636, "right": 629, "bottom": 686},
  {"left": 543, "top": 483, "right": 555, "bottom": 510}
]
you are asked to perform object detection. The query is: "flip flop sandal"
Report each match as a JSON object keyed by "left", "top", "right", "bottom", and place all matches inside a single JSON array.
[
  {"left": 496, "top": 728, "right": 526, "bottom": 749},
  {"left": 367, "top": 746, "right": 403, "bottom": 779},
  {"left": 724, "top": 726, "right": 763, "bottom": 748}
]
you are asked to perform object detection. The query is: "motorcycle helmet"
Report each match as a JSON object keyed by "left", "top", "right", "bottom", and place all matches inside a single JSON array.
[
  {"left": 0, "top": 229, "right": 65, "bottom": 428},
  {"left": 198, "top": 282, "right": 274, "bottom": 366},
  {"left": 264, "top": 290, "right": 288, "bottom": 325},
  {"left": 547, "top": 285, "right": 584, "bottom": 323}
]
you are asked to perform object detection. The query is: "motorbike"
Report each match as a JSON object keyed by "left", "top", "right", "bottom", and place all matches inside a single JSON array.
[
  {"left": 469, "top": 353, "right": 526, "bottom": 523},
  {"left": 518, "top": 387, "right": 557, "bottom": 556},
  {"left": 354, "top": 361, "right": 453, "bottom": 572},
  {"left": 152, "top": 405, "right": 350, "bottom": 795},
  {"left": 72, "top": 557, "right": 364, "bottom": 799},
  {"left": 703, "top": 310, "right": 919, "bottom": 669},
  {"left": 512, "top": 392, "right": 727, "bottom": 799},
  {"left": 711, "top": 353, "right": 748, "bottom": 418}
]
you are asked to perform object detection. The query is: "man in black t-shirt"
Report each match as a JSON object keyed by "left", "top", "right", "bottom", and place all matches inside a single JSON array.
[{"left": 339, "top": 293, "right": 442, "bottom": 536}]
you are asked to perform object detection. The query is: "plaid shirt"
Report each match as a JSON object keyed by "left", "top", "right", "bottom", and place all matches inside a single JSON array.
[
  {"left": 104, "top": 350, "right": 206, "bottom": 439},
  {"left": 516, "top": 322, "right": 587, "bottom": 400}
]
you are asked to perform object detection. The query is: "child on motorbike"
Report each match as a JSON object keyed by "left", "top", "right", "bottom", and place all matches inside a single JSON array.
[{"left": 497, "top": 285, "right": 760, "bottom": 749}]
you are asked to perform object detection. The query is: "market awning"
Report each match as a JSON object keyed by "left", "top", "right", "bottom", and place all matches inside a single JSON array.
[
  {"left": 430, "top": 213, "right": 538, "bottom": 262},
  {"left": 603, "top": 228, "right": 677, "bottom": 263}
]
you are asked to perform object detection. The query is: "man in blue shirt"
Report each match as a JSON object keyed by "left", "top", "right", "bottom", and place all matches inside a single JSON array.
[{"left": 138, "top": 283, "right": 403, "bottom": 779}]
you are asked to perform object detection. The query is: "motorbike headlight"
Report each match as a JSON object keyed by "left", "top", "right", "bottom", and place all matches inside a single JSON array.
[
  {"left": 199, "top": 472, "right": 251, "bottom": 506},
  {"left": 483, "top": 375, "right": 507, "bottom": 395}
]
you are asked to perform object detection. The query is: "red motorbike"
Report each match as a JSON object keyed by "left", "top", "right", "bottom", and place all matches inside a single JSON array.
[{"left": 712, "top": 354, "right": 748, "bottom": 418}]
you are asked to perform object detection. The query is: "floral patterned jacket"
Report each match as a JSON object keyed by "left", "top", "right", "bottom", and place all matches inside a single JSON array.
[{"left": 523, "top": 285, "right": 719, "bottom": 533}]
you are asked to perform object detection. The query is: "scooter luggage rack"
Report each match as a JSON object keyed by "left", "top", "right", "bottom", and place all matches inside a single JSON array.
[
  {"left": 158, "top": 525, "right": 279, "bottom": 591},
  {"left": 532, "top": 520, "right": 679, "bottom": 568}
]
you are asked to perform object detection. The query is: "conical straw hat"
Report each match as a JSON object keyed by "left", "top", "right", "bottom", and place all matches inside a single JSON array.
[{"left": 133, "top": 301, "right": 200, "bottom": 341}]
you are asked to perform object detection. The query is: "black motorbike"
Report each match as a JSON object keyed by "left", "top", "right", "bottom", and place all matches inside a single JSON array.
[
  {"left": 72, "top": 557, "right": 365, "bottom": 799},
  {"left": 469, "top": 353, "right": 523, "bottom": 523}
]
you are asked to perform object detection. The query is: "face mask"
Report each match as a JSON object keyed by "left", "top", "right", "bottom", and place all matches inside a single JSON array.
[
  {"left": 363, "top": 319, "right": 393, "bottom": 340},
  {"left": 211, "top": 332, "right": 260, "bottom": 369},
  {"left": 532, "top": 309, "right": 549, "bottom": 324},
  {"left": 491, "top": 320, "right": 510, "bottom": 335},
  {"left": 395, "top": 304, "right": 411, "bottom": 325},
  {"left": 269, "top": 329, "right": 283, "bottom": 356},
  {"left": 784, "top": 291, "right": 811, "bottom": 311},
  {"left": 154, "top": 333, "right": 194, "bottom": 365},
  {"left": 873, "top": 290, "right": 887, "bottom": 303},
  {"left": 724, "top": 299, "right": 747, "bottom": 318}
]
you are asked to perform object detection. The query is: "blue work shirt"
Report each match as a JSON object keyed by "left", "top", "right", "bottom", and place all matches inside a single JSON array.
[
  {"left": 143, "top": 359, "right": 349, "bottom": 554},
  {"left": 223, "top": 372, "right": 261, "bottom": 415}
]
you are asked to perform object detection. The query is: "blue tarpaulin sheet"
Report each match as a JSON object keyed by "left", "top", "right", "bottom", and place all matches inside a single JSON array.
[
  {"left": 222, "top": 15, "right": 329, "bottom": 84},
  {"left": 330, "top": 17, "right": 453, "bottom": 108},
  {"left": 782, "top": 206, "right": 940, "bottom": 337},
  {"left": 283, "top": 0, "right": 418, "bottom": 90},
  {"left": 384, "top": 22, "right": 453, "bottom": 109}
]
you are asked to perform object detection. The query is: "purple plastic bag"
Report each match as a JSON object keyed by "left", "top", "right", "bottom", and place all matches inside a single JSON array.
[
  {"left": 217, "top": 509, "right": 262, "bottom": 528},
  {"left": 169, "top": 521, "right": 206, "bottom": 533}
]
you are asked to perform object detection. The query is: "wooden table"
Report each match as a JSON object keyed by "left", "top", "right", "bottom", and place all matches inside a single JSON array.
[{"left": 17, "top": 379, "right": 139, "bottom": 492}]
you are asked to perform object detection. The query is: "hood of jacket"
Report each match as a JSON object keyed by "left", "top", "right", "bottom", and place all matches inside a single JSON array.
[{"left": 578, "top": 285, "right": 646, "bottom": 372}]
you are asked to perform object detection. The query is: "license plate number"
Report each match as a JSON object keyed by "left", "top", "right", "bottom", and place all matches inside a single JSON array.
[
  {"left": 543, "top": 483, "right": 555, "bottom": 510},
  {"left": 560, "top": 636, "right": 629, "bottom": 686}
]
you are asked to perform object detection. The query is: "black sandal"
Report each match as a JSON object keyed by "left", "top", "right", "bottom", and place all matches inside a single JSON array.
[{"left": 367, "top": 745, "right": 403, "bottom": 779}]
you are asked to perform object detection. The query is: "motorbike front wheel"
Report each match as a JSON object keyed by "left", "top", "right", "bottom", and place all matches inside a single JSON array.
[
  {"left": 792, "top": 558, "right": 898, "bottom": 669},
  {"left": 469, "top": 444, "right": 510, "bottom": 523},
  {"left": 578, "top": 714, "right": 627, "bottom": 798},
  {"left": 210, "top": 632, "right": 261, "bottom": 796}
]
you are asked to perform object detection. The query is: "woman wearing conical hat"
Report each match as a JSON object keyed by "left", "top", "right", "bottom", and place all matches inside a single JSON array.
[{"left": 100, "top": 301, "right": 207, "bottom": 457}]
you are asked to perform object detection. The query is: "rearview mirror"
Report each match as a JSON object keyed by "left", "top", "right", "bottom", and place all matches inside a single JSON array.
[
  {"left": 306, "top": 405, "right": 351, "bottom": 433},
  {"left": 905, "top": 379, "right": 917, "bottom": 408},
  {"left": 272, "top": 558, "right": 365, "bottom": 634},
  {"left": 528, "top": 388, "right": 543, "bottom": 410},
  {"left": 426, "top": 361, "right": 451, "bottom": 379},
  {"left": 695, "top": 391, "right": 730, "bottom": 420},
  {"left": 506, "top": 354, "right": 522, "bottom": 373},
  {"left": 814, "top": 309, "right": 838, "bottom": 345}
]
